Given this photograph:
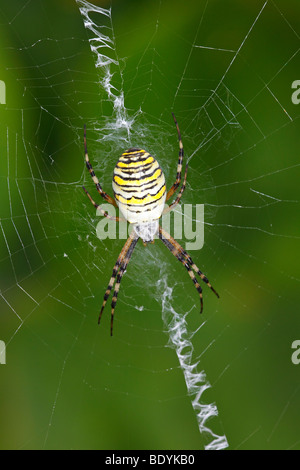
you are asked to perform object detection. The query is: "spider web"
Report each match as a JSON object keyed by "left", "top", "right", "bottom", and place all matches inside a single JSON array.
[{"left": 0, "top": 0, "right": 300, "bottom": 450}]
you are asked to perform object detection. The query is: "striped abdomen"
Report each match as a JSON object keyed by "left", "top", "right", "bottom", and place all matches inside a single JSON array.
[{"left": 112, "top": 148, "right": 166, "bottom": 224}]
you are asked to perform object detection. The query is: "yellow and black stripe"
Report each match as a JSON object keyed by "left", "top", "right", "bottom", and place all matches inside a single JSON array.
[{"left": 112, "top": 148, "right": 166, "bottom": 224}]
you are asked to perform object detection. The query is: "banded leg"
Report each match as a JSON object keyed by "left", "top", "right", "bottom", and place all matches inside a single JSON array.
[
  {"left": 159, "top": 229, "right": 204, "bottom": 312},
  {"left": 84, "top": 125, "right": 117, "bottom": 207},
  {"left": 159, "top": 226, "right": 219, "bottom": 312},
  {"left": 98, "top": 231, "right": 139, "bottom": 335},
  {"left": 82, "top": 186, "right": 124, "bottom": 221},
  {"left": 163, "top": 163, "right": 188, "bottom": 215},
  {"left": 160, "top": 226, "right": 219, "bottom": 298},
  {"left": 110, "top": 235, "right": 139, "bottom": 335},
  {"left": 166, "top": 113, "right": 185, "bottom": 201}
]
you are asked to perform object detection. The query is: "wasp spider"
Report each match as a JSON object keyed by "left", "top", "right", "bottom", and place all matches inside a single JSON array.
[{"left": 83, "top": 114, "right": 219, "bottom": 335}]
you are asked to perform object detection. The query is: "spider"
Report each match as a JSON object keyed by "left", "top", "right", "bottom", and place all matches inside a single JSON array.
[{"left": 83, "top": 113, "right": 219, "bottom": 335}]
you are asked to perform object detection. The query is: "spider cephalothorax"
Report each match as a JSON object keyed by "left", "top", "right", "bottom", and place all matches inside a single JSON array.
[{"left": 83, "top": 114, "right": 219, "bottom": 335}]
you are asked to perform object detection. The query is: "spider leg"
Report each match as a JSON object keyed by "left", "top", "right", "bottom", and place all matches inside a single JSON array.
[
  {"left": 159, "top": 228, "right": 204, "bottom": 312},
  {"left": 160, "top": 226, "right": 219, "bottom": 298},
  {"left": 163, "top": 163, "right": 188, "bottom": 215},
  {"left": 84, "top": 125, "right": 118, "bottom": 208},
  {"left": 166, "top": 113, "right": 185, "bottom": 202},
  {"left": 98, "top": 231, "right": 139, "bottom": 335},
  {"left": 98, "top": 259, "right": 123, "bottom": 325},
  {"left": 159, "top": 226, "right": 219, "bottom": 313},
  {"left": 82, "top": 186, "right": 125, "bottom": 221},
  {"left": 110, "top": 234, "right": 139, "bottom": 336}
]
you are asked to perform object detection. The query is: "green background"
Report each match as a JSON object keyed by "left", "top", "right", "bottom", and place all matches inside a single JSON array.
[{"left": 0, "top": 0, "right": 299, "bottom": 450}]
